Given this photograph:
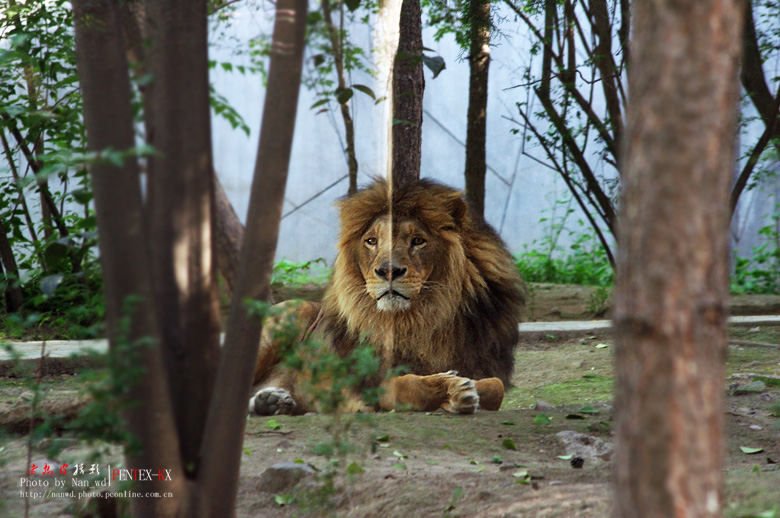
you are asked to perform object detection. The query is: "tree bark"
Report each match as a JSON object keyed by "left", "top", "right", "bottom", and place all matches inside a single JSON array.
[
  {"left": 72, "top": 1, "right": 184, "bottom": 516},
  {"left": 196, "top": 0, "right": 308, "bottom": 514},
  {"left": 117, "top": 0, "right": 245, "bottom": 302},
  {"left": 613, "top": 1, "right": 744, "bottom": 517},
  {"left": 391, "top": 0, "right": 424, "bottom": 189},
  {"left": 146, "top": 0, "right": 222, "bottom": 474},
  {"left": 214, "top": 176, "right": 244, "bottom": 298},
  {"left": 464, "top": 0, "right": 491, "bottom": 218}
]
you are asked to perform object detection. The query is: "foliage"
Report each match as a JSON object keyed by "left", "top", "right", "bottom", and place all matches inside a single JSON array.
[
  {"left": 0, "top": 0, "right": 106, "bottom": 336},
  {"left": 272, "top": 257, "right": 330, "bottom": 285},
  {"left": 515, "top": 194, "right": 613, "bottom": 287},
  {"left": 731, "top": 208, "right": 780, "bottom": 295}
]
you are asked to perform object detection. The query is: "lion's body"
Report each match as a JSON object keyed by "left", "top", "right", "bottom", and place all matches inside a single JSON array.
[{"left": 250, "top": 179, "right": 525, "bottom": 415}]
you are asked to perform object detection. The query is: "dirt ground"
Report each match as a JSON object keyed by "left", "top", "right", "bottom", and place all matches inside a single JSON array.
[
  {"left": 1, "top": 285, "right": 779, "bottom": 517},
  {"left": 273, "top": 282, "right": 780, "bottom": 322}
]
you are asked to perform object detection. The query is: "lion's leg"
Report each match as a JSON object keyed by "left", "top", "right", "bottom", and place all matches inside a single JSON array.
[
  {"left": 379, "top": 371, "right": 482, "bottom": 414},
  {"left": 474, "top": 377, "right": 505, "bottom": 411}
]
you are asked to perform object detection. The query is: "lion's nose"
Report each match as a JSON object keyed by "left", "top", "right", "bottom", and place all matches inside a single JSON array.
[{"left": 375, "top": 263, "right": 407, "bottom": 280}]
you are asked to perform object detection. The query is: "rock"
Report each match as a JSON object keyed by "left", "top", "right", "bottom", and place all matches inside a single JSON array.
[
  {"left": 759, "top": 393, "right": 778, "bottom": 402},
  {"left": 257, "top": 462, "right": 317, "bottom": 493},
  {"left": 556, "top": 431, "right": 614, "bottom": 461},
  {"left": 733, "top": 381, "right": 767, "bottom": 395},
  {"left": 534, "top": 400, "right": 556, "bottom": 411},
  {"left": 749, "top": 425, "right": 763, "bottom": 431}
]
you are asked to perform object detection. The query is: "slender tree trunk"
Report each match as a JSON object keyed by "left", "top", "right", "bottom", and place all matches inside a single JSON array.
[
  {"left": 0, "top": 220, "right": 23, "bottom": 312},
  {"left": 146, "top": 0, "right": 222, "bottom": 474},
  {"left": 391, "top": 0, "right": 424, "bottom": 188},
  {"left": 464, "top": 0, "right": 490, "bottom": 218},
  {"left": 196, "top": 0, "right": 308, "bottom": 514},
  {"left": 613, "top": 1, "right": 744, "bottom": 516},
  {"left": 322, "top": 0, "right": 359, "bottom": 195},
  {"left": 72, "top": 1, "right": 185, "bottom": 516}
]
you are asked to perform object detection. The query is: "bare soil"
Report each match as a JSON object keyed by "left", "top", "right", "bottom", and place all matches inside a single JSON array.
[
  {"left": 272, "top": 282, "right": 780, "bottom": 323},
  {"left": 1, "top": 321, "right": 779, "bottom": 517}
]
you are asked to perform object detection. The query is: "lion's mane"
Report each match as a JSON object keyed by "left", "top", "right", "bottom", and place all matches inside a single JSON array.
[{"left": 320, "top": 179, "right": 525, "bottom": 385}]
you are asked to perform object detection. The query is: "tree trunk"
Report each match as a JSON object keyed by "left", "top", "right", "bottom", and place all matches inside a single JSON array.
[
  {"left": 464, "top": 0, "right": 490, "bottom": 218},
  {"left": 391, "top": 0, "right": 424, "bottom": 189},
  {"left": 0, "top": 220, "right": 23, "bottom": 312},
  {"left": 613, "top": 1, "right": 744, "bottom": 516},
  {"left": 117, "top": 0, "right": 245, "bottom": 302},
  {"left": 146, "top": 0, "right": 222, "bottom": 474},
  {"left": 321, "top": 0, "right": 359, "bottom": 195},
  {"left": 214, "top": 176, "right": 244, "bottom": 298},
  {"left": 196, "top": 0, "right": 308, "bottom": 513},
  {"left": 72, "top": 1, "right": 184, "bottom": 516}
]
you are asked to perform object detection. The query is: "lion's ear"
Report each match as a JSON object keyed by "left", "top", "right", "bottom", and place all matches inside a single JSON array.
[{"left": 447, "top": 194, "right": 468, "bottom": 229}]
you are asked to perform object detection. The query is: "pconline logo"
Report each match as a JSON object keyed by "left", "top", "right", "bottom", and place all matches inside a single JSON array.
[{"left": 112, "top": 469, "right": 173, "bottom": 481}]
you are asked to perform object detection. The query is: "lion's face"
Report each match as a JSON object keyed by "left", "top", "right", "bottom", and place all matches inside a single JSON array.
[{"left": 358, "top": 214, "right": 442, "bottom": 312}]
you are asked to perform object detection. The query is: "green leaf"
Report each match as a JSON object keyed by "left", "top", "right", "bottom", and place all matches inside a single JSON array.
[
  {"left": 442, "top": 444, "right": 452, "bottom": 450},
  {"left": 243, "top": 447, "right": 252, "bottom": 455},
  {"left": 534, "top": 414, "right": 552, "bottom": 425},
  {"left": 469, "top": 459, "right": 478, "bottom": 465},
  {"left": 375, "top": 434, "right": 390, "bottom": 442},
  {"left": 344, "top": 0, "right": 360, "bottom": 11},
  {"left": 220, "top": 62, "right": 233, "bottom": 72},
  {"left": 346, "top": 462, "right": 364, "bottom": 475},
  {"left": 502, "top": 438, "right": 517, "bottom": 451},
  {"left": 336, "top": 87, "right": 353, "bottom": 104},
  {"left": 70, "top": 188, "right": 92, "bottom": 204},
  {"left": 293, "top": 459, "right": 305, "bottom": 464},
  {"left": 267, "top": 418, "right": 281, "bottom": 430},
  {"left": 391, "top": 463, "right": 407, "bottom": 470},
  {"left": 579, "top": 406, "right": 599, "bottom": 414},
  {"left": 274, "top": 494, "right": 294, "bottom": 506},
  {"left": 426, "top": 460, "right": 439, "bottom": 466},
  {"left": 473, "top": 465, "right": 485, "bottom": 473},
  {"left": 740, "top": 446, "right": 764, "bottom": 454},
  {"left": 352, "top": 84, "right": 376, "bottom": 100},
  {"left": 312, "top": 54, "right": 326, "bottom": 67},
  {"left": 393, "top": 450, "right": 407, "bottom": 459},
  {"left": 492, "top": 455, "right": 503, "bottom": 464},
  {"left": 557, "top": 454, "right": 574, "bottom": 460},
  {"left": 512, "top": 470, "right": 529, "bottom": 478},
  {"left": 595, "top": 343, "right": 609, "bottom": 349},
  {"left": 501, "top": 421, "right": 516, "bottom": 426},
  {"left": 310, "top": 98, "right": 330, "bottom": 110},
  {"left": 422, "top": 54, "right": 446, "bottom": 78}
]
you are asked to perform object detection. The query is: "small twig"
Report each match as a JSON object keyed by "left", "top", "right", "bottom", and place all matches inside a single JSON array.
[
  {"left": 246, "top": 430, "right": 294, "bottom": 436},
  {"left": 504, "top": 69, "right": 619, "bottom": 91}
]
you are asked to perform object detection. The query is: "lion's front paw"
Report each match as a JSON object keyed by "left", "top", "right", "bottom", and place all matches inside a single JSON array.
[
  {"left": 249, "top": 387, "right": 297, "bottom": 416},
  {"left": 440, "top": 376, "right": 480, "bottom": 415}
]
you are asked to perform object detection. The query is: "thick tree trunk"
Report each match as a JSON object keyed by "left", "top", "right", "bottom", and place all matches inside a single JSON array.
[
  {"left": 214, "top": 176, "right": 244, "bottom": 298},
  {"left": 464, "top": 0, "right": 490, "bottom": 218},
  {"left": 117, "top": 0, "right": 244, "bottom": 301},
  {"left": 0, "top": 220, "right": 23, "bottom": 312},
  {"left": 196, "top": 0, "right": 308, "bottom": 514},
  {"left": 391, "top": 0, "right": 424, "bottom": 188},
  {"left": 72, "top": 1, "right": 184, "bottom": 516},
  {"left": 146, "top": 0, "right": 222, "bottom": 474},
  {"left": 613, "top": 1, "right": 744, "bottom": 517}
]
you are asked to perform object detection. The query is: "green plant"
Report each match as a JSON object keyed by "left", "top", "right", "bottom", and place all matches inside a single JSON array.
[
  {"left": 515, "top": 194, "right": 614, "bottom": 287},
  {"left": 272, "top": 258, "right": 330, "bottom": 285},
  {"left": 731, "top": 208, "right": 780, "bottom": 295}
]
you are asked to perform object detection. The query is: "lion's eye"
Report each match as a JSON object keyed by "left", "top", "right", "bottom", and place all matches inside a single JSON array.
[
  {"left": 411, "top": 236, "right": 427, "bottom": 247},
  {"left": 365, "top": 237, "right": 377, "bottom": 247}
]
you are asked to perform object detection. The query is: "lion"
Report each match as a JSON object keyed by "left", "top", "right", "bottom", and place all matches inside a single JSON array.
[{"left": 249, "top": 178, "right": 525, "bottom": 415}]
